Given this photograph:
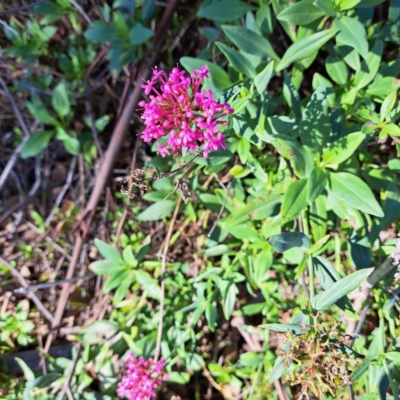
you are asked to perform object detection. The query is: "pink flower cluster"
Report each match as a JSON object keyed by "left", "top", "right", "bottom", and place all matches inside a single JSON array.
[
  {"left": 139, "top": 65, "right": 234, "bottom": 158},
  {"left": 117, "top": 354, "right": 168, "bottom": 400}
]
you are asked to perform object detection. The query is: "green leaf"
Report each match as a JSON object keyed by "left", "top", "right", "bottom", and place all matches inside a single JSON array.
[
  {"left": 277, "top": 2, "right": 325, "bottom": 25},
  {"left": 167, "top": 372, "right": 191, "bottom": 384},
  {"left": 312, "top": 268, "right": 373, "bottom": 310},
  {"left": 268, "top": 232, "right": 310, "bottom": 253},
  {"left": 104, "top": 270, "right": 129, "bottom": 293},
  {"left": 204, "top": 245, "right": 229, "bottom": 257},
  {"left": 326, "top": 56, "right": 348, "bottom": 85},
  {"left": 322, "top": 132, "right": 366, "bottom": 165},
  {"left": 354, "top": 41, "right": 383, "bottom": 90},
  {"left": 337, "top": 44, "right": 360, "bottom": 71},
  {"left": 84, "top": 24, "right": 120, "bottom": 42},
  {"left": 90, "top": 260, "right": 125, "bottom": 275},
  {"left": 276, "top": 29, "right": 337, "bottom": 71},
  {"left": 137, "top": 200, "right": 176, "bottom": 221},
  {"left": 254, "top": 61, "right": 275, "bottom": 95},
  {"left": 283, "top": 71, "right": 302, "bottom": 119},
  {"left": 221, "top": 25, "right": 279, "bottom": 61},
  {"left": 260, "top": 323, "right": 305, "bottom": 334},
  {"left": 385, "top": 352, "right": 400, "bottom": 366},
  {"left": 197, "top": 0, "right": 255, "bottom": 22},
  {"left": 52, "top": 82, "right": 70, "bottom": 117},
  {"left": 333, "top": 16, "right": 368, "bottom": 58},
  {"left": 21, "top": 130, "right": 53, "bottom": 158},
  {"left": 135, "top": 271, "right": 161, "bottom": 299},
  {"left": 218, "top": 279, "right": 238, "bottom": 319},
  {"left": 80, "top": 320, "right": 120, "bottom": 336},
  {"left": 223, "top": 195, "right": 282, "bottom": 228},
  {"left": 180, "top": 57, "right": 232, "bottom": 89},
  {"left": 216, "top": 42, "right": 256, "bottom": 78},
  {"left": 307, "top": 166, "right": 328, "bottom": 202},
  {"left": 310, "top": 195, "right": 327, "bottom": 241},
  {"left": 15, "top": 358, "right": 35, "bottom": 381},
  {"left": 129, "top": 23, "right": 154, "bottom": 45},
  {"left": 281, "top": 179, "right": 308, "bottom": 223},
  {"left": 339, "top": 0, "right": 361, "bottom": 9},
  {"left": 26, "top": 101, "right": 58, "bottom": 125},
  {"left": 381, "top": 124, "right": 400, "bottom": 138},
  {"left": 122, "top": 246, "right": 137, "bottom": 267},
  {"left": 329, "top": 172, "right": 384, "bottom": 217},
  {"left": 313, "top": 0, "right": 337, "bottom": 16},
  {"left": 299, "top": 86, "right": 331, "bottom": 153},
  {"left": 273, "top": 135, "right": 314, "bottom": 178},
  {"left": 381, "top": 90, "right": 397, "bottom": 121},
  {"left": 63, "top": 135, "right": 80, "bottom": 155},
  {"left": 94, "top": 238, "right": 125, "bottom": 265}
]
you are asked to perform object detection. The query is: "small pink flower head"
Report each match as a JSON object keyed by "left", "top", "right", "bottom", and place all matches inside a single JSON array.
[
  {"left": 117, "top": 353, "right": 168, "bottom": 400},
  {"left": 138, "top": 64, "right": 232, "bottom": 158}
]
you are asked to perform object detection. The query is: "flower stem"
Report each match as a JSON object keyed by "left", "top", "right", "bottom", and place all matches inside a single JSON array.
[{"left": 154, "top": 196, "right": 181, "bottom": 362}]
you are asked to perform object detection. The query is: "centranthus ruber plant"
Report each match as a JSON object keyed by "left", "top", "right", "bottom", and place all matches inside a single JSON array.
[
  {"left": 139, "top": 65, "right": 234, "bottom": 158},
  {"left": 117, "top": 353, "right": 168, "bottom": 400}
]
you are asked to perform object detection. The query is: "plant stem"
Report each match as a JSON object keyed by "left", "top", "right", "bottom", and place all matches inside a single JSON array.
[
  {"left": 308, "top": 256, "right": 315, "bottom": 302},
  {"left": 154, "top": 197, "right": 181, "bottom": 362}
]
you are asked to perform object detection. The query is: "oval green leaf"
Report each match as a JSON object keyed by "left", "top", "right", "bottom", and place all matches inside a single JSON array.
[
  {"left": 312, "top": 267, "right": 373, "bottom": 310},
  {"left": 329, "top": 172, "right": 384, "bottom": 217},
  {"left": 137, "top": 200, "right": 176, "bottom": 221},
  {"left": 216, "top": 42, "right": 256, "bottom": 78},
  {"left": 277, "top": 29, "right": 337, "bottom": 71}
]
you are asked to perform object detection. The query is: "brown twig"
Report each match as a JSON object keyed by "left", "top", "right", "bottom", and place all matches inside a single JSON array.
[
  {"left": 0, "top": 76, "right": 31, "bottom": 191},
  {"left": 59, "top": 343, "right": 82, "bottom": 400},
  {"left": 43, "top": 0, "right": 179, "bottom": 354},
  {"left": 154, "top": 196, "right": 182, "bottom": 362},
  {"left": 0, "top": 0, "right": 48, "bottom": 15},
  {"left": 0, "top": 256, "right": 54, "bottom": 323}
]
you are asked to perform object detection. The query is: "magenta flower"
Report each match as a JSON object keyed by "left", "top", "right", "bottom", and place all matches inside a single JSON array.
[
  {"left": 117, "top": 353, "right": 168, "bottom": 400},
  {"left": 139, "top": 65, "right": 234, "bottom": 158}
]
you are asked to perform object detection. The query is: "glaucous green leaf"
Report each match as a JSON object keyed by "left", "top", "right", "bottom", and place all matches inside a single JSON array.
[
  {"left": 281, "top": 179, "right": 308, "bottom": 223},
  {"left": 52, "top": 82, "right": 70, "bottom": 117},
  {"left": 94, "top": 238, "right": 125, "bottom": 265},
  {"left": 180, "top": 57, "right": 232, "bottom": 89},
  {"left": 354, "top": 41, "right": 383, "bottom": 90},
  {"left": 277, "top": 2, "right": 325, "bottom": 25},
  {"left": 221, "top": 25, "right": 279, "bottom": 60},
  {"left": 84, "top": 24, "right": 120, "bottom": 42},
  {"left": 313, "top": 0, "right": 337, "bottom": 16},
  {"left": 21, "top": 130, "right": 53, "bottom": 158},
  {"left": 273, "top": 135, "right": 314, "bottom": 178},
  {"left": 197, "top": 0, "right": 255, "bottom": 22},
  {"left": 299, "top": 86, "right": 331, "bottom": 153},
  {"left": 333, "top": 16, "right": 368, "bottom": 58},
  {"left": 223, "top": 194, "right": 282, "bottom": 228},
  {"left": 326, "top": 56, "right": 348, "bottom": 85},
  {"left": 312, "top": 268, "right": 373, "bottom": 310},
  {"left": 63, "top": 135, "right": 80, "bottom": 155},
  {"left": 129, "top": 23, "right": 154, "bottom": 45},
  {"left": 216, "top": 42, "right": 256, "bottom": 78},
  {"left": 322, "top": 131, "right": 366, "bottom": 165},
  {"left": 329, "top": 172, "right": 384, "bottom": 217},
  {"left": 307, "top": 166, "right": 328, "bottom": 202},
  {"left": 337, "top": 43, "right": 361, "bottom": 71},
  {"left": 267, "top": 232, "right": 310, "bottom": 253},
  {"left": 261, "top": 323, "right": 305, "bottom": 334},
  {"left": 276, "top": 29, "right": 337, "bottom": 71},
  {"left": 137, "top": 200, "right": 176, "bottom": 221}
]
